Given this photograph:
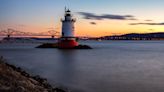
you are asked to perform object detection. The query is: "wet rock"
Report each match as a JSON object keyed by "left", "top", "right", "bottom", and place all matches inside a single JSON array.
[
  {"left": 16, "top": 86, "right": 25, "bottom": 92},
  {"left": 36, "top": 43, "right": 92, "bottom": 49},
  {"left": 0, "top": 86, "right": 11, "bottom": 91},
  {"left": 0, "top": 57, "right": 68, "bottom": 92},
  {"left": 29, "top": 78, "right": 38, "bottom": 85},
  {"left": 74, "top": 44, "right": 92, "bottom": 49},
  {"left": 53, "top": 88, "right": 66, "bottom": 92},
  {"left": 36, "top": 43, "right": 58, "bottom": 48},
  {"left": 32, "top": 75, "right": 47, "bottom": 83}
]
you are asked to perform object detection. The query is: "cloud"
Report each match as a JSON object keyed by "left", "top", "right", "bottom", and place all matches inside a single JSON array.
[
  {"left": 90, "top": 22, "right": 97, "bottom": 25},
  {"left": 129, "top": 22, "right": 164, "bottom": 25},
  {"left": 77, "top": 12, "right": 137, "bottom": 20}
]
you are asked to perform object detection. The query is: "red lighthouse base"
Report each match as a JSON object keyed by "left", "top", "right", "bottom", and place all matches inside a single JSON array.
[{"left": 58, "top": 37, "right": 78, "bottom": 49}]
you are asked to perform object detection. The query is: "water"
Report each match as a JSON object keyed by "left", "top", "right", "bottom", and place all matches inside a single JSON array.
[
  {"left": 0, "top": 36, "right": 4, "bottom": 40},
  {"left": 0, "top": 41, "right": 164, "bottom": 92}
]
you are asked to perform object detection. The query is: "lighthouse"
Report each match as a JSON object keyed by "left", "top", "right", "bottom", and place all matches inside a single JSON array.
[
  {"left": 36, "top": 8, "right": 91, "bottom": 49},
  {"left": 58, "top": 8, "right": 78, "bottom": 48}
]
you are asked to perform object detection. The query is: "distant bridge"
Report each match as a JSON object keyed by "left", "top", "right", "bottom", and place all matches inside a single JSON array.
[{"left": 0, "top": 29, "right": 61, "bottom": 38}]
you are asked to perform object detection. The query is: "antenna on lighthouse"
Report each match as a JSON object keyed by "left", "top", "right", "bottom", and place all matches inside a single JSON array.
[
  {"left": 65, "top": 6, "right": 67, "bottom": 12},
  {"left": 64, "top": 0, "right": 71, "bottom": 11}
]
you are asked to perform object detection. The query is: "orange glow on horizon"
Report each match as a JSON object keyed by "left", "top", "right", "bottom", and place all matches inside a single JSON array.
[{"left": 1, "top": 19, "right": 164, "bottom": 37}]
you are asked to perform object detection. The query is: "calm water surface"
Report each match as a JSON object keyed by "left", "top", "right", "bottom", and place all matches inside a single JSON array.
[{"left": 0, "top": 41, "right": 164, "bottom": 92}]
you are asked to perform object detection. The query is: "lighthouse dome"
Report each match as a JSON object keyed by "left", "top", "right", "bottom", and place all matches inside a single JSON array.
[
  {"left": 65, "top": 9, "right": 71, "bottom": 16},
  {"left": 66, "top": 9, "right": 70, "bottom": 12}
]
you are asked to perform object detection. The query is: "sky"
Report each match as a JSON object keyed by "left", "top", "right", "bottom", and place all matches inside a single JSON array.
[{"left": 0, "top": 0, "right": 164, "bottom": 37}]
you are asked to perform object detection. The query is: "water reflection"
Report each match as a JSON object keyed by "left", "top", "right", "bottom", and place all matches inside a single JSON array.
[{"left": 56, "top": 50, "right": 78, "bottom": 87}]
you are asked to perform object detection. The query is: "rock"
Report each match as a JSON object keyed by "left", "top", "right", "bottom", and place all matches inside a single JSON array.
[
  {"left": 53, "top": 88, "right": 66, "bottom": 92},
  {"left": 16, "top": 86, "right": 25, "bottom": 92},
  {"left": 0, "top": 86, "right": 11, "bottom": 91},
  {"left": 36, "top": 43, "right": 92, "bottom": 49},
  {"left": 21, "top": 71, "right": 30, "bottom": 77},
  {"left": 74, "top": 45, "right": 92, "bottom": 49},
  {"left": 0, "top": 57, "right": 68, "bottom": 92},
  {"left": 32, "top": 75, "right": 49, "bottom": 86},
  {"left": 36, "top": 43, "right": 58, "bottom": 48},
  {"left": 29, "top": 78, "right": 38, "bottom": 85}
]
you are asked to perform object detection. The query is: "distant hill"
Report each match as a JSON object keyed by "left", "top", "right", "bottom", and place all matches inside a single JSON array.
[
  {"left": 102, "top": 32, "right": 164, "bottom": 40},
  {"left": 121, "top": 32, "right": 164, "bottom": 38}
]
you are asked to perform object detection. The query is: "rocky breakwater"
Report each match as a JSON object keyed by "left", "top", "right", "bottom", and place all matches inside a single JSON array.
[
  {"left": 0, "top": 56, "right": 67, "bottom": 92},
  {"left": 36, "top": 43, "right": 92, "bottom": 49}
]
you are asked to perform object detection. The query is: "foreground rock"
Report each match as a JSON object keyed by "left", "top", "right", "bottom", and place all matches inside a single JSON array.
[
  {"left": 36, "top": 43, "right": 92, "bottom": 49},
  {"left": 0, "top": 56, "right": 67, "bottom": 92}
]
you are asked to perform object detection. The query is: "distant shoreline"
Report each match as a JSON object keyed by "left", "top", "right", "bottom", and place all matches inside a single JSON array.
[{"left": 1, "top": 32, "right": 164, "bottom": 41}]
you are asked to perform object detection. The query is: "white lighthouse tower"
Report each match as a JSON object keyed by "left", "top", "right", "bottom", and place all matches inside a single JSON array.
[{"left": 58, "top": 8, "right": 78, "bottom": 48}]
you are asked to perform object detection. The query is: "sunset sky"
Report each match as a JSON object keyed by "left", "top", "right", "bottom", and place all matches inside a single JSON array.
[{"left": 0, "top": 0, "right": 164, "bottom": 37}]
